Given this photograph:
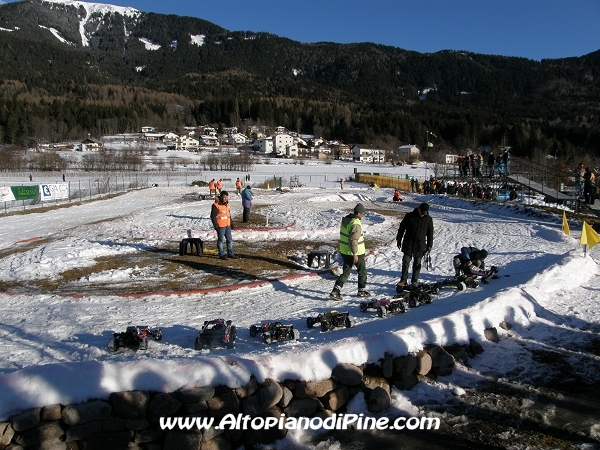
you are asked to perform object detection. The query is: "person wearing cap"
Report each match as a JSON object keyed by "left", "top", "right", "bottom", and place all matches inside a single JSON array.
[
  {"left": 330, "top": 203, "right": 370, "bottom": 301},
  {"left": 241, "top": 185, "right": 253, "bottom": 222},
  {"left": 453, "top": 247, "right": 488, "bottom": 277},
  {"left": 396, "top": 202, "right": 434, "bottom": 287},
  {"left": 211, "top": 190, "right": 238, "bottom": 260}
]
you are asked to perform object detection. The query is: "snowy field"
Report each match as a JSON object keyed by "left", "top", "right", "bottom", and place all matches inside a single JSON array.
[{"left": 0, "top": 161, "right": 599, "bottom": 446}]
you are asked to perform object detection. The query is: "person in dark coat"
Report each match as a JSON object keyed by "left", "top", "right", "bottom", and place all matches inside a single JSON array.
[
  {"left": 241, "top": 185, "right": 253, "bottom": 222},
  {"left": 453, "top": 247, "right": 488, "bottom": 277},
  {"left": 396, "top": 202, "right": 434, "bottom": 287}
]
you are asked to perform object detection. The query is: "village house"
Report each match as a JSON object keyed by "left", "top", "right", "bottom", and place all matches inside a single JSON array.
[
  {"left": 351, "top": 145, "right": 386, "bottom": 163},
  {"left": 79, "top": 138, "right": 104, "bottom": 152},
  {"left": 175, "top": 135, "right": 200, "bottom": 150},
  {"left": 394, "top": 144, "right": 420, "bottom": 162}
]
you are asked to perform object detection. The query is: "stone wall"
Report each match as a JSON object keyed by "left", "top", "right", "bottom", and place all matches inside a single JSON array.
[{"left": 0, "top": 338, "right": 488, "bottom": 450}]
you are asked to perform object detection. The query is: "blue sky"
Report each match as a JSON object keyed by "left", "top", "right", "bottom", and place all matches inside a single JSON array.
[{"left": 1, "top": 0, "right": 599, "bottom": 60}]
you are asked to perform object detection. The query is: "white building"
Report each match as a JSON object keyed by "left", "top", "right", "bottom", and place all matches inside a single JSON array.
[
  {"left": 351, "top": 145, "right": 386, "bottom": 163},
  {"left": 200, "top": 135, "right": 219, "bottom": 146},
  {"left": 395, "top": 144, "right": 420, "bottom": 162},
  {"left": 176, "top": 135, "right": 200, "bottom": 150},
  {"left": 80, "top": 138, "right": 103, "bottom": 152},
  {"left": 224, "top": 133, "right": 249, "bottom": 146},
  {"left": 273, "top": 133, "right": 297, "bottom": 157},
  {"left": 253, "top": 136, "right": 274, "bottom": 154}
]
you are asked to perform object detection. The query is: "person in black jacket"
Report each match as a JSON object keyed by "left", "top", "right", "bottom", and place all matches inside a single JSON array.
[{"left": 396, "top": 203, "right": 434, "bottom": 287}]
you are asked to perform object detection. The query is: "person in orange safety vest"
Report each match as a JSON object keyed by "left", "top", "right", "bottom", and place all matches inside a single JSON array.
[{"left": 210, "top": 191, "right": 238, "bottom": 260}]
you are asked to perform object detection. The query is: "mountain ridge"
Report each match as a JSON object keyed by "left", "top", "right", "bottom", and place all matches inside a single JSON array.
[{"left": 0, "top": 0, "right": 598, "bottom": 159}]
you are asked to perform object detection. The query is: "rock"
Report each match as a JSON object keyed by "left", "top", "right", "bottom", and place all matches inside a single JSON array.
[
  {"left": 277, "top": 386, "right": 294, "bottom": 408},
  {"left": 102, "top": 417, "right": 125, "bottom": 432},
  {"left": 133, "top": 428, "right": 163, "bottom": 444},
  {"left": 416, "top": 350, "right": 432, "bottom": 375},
  {"left": 332, "top": 363, "right": 363, "bottom": 386},
  {"left": 202, "top": 425, "right": 225, "bottom": 442},
  {"left": 147, "top": 393, "right": 182, "bottom": 422},
  {"left": 361, "top": 376, "right": 390, "bottom": 396},
  {"left": 283, "top": 398, "right": 319, "bottom": 417},
  {"left": 469, "top": 339, "right": 484, "bottom": 355},
  {"left": 428, "top": 345, "right": 455, "bottom": 368},
  {"left": 382, "top": 353, "right": 394, "bottom": 378},
  {"left": 322, "top": 385, "right": 350, "bottom": 411},
  {"left": 393, "top": 373, "right": 419, "bottom": 391},
  {"left": 499, "top": 321, "right": 512, "bottom": 330},
  {"left": 35, "top": 442, "right": 67, "bottom": 450},
  {"left": 183, "top": 402, "right": 208, "bottom": 414},
  {"left": 41, "top": 405, "right": 62, "bottom": 422},
  {"left": 244, "top": 410, "right": 286, "bottom": 448},
  {"left": 110, "top": 391, "right": 149, "bottom": 420},
  {"left": 0, "top": 422, "right": 15, "bottom": 448},
  {"left": 295, "top": 379, "right": 335, "bottom": 399},
  {"left": 14, "top": 421, "right": 64, "bottom": 448},
  {"left": 79, "top": 430, "right": 133, "bottom": 450},
  {"left": 65, "top": 421, "right": 102, "bottom": 442},
  {"left": 207, "top": 391, "right": 239, "bottom": 418},
  {"left": 177, "top": 386, "right": 215, "bottom": 404},
  {"left": 62, "top": 401, "right": 112, "bottom": 426},
  {"left": 11, "top": 408, "right": 41, "bottom": 432},
  {"left": 392, "top": 355, "right": 417, "bottom": 379},
  {"left": 484, "top": 327, "right": 499, "bottom": 342},
  {"left": 368, "top": 387, "right": 391, "bottom": 413},
  {"left": 124, "top": 418, "right": 149, "bottom": 430},
  {"left": 200, "top": 434, "right": 231, "bottom": 450},
  {"left": 163, "top": 431, "right": 203, "bottom": 450},
  {"left": 235, "top": 378, "right": 258, "bottom": 399},
  {"left": 243, "top": 379, "right": 283, "bottom": 416},
  {"left": 444, "top": 345, "right": 470, "bottom": 365}
]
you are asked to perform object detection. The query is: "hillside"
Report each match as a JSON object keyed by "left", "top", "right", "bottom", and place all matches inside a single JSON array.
[{"left": 0, "top": 0, "right": 599, "bottom": 160}]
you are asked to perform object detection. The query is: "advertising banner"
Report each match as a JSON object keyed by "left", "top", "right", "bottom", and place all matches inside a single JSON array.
[
  {"left": 40, "top": 183, "right": 69, "bottom": 202},
  {"left": 0, "top": 186, "right": 16, "bottom": 202},
  {"left": 11, "top": 185, "right": 39, "bottom": 201}
]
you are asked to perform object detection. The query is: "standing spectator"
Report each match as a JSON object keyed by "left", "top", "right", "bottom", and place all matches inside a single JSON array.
[
  {"left": 503, "top": 150, "right": 510, "bottom": 175},
  {"left": 339, "top": 178, "right": 344, "bottom": 189},
  {"left": 216, "top": 178, "right": 223, "bottom": 195},
  {"left": 330, "top": 203, "right": 370, "bottom": 301},
  {"left": 583, "top": 167, "right": 595, "bottom": 205},
  {"left": 235, "top": 177, "right": 243, "bottom": 195},
  {"left": 487, "top": 152, "right": 495, "bottom": 178},
  {"left": 241, "top": 185, "right": 253, "bottom": 222},
  {"left": 29, "top": 174, "right": 32, "bottom": 182},
  {"left": 576, "top": 163, "right": 585, "bottom": 198},
  {"left": 209, "top": 179, "right": 216, "bottom": 196},
  {"left": 496, "top": 154, "right": 505, "bottom": 176},
  {"left": 211, "top": 190, "right": 238, "bottom": 260},
  {"left": 475, "top": 154, "right": 483, "bottom": 177},
  {"left": 396, "top": 202, "right": 434, "bottom": 287},
  {"left": 410, "top": 178, "right": 416, "bottom": 192}
]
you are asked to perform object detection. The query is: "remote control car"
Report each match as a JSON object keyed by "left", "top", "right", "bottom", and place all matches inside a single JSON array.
[
  {"left": 306, "top": 310, "right": 355, "bottom": 332},
  {"left": 195, "top": 319, "right": 236, "bottom": 350},
  {"left": 360, "top": 296, "right": 408, "bottom": 317},
  {"left": 108, "top": 325, "right": 163, "bottom": 352},
  {"left": 396, "top": 281, "right": 441, "bottom": 295},
  {"left": 249, "top": 321, "right": 280, "bottom": 337},
  {"left": 259, "top": 322, "right": 300, "bottom": 344}
]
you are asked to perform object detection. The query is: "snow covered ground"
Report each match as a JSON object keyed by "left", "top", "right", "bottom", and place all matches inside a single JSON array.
[{"left": 0, "top": 161, "right": 599, "bottom": 447}]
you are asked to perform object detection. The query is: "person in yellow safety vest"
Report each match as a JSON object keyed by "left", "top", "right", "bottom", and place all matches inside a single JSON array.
[
  {"left": 330, "top": 203, "right": 370, "bottom": 301},
  {"left": 235, "top": 178, "right": 243, "bottom": 195},
  {"left": 210, "top": 191, "right": 239, "bottom": 260},
  {"left": 209, "top": 179, "right": 216, "bottom": 196}
]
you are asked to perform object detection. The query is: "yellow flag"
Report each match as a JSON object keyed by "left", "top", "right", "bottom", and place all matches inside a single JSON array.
[
  {"left": 581, "top": 221, "right": 600, "bottom": 249},
  {"left": 562, "top": 211, "right": 570, "bottom": 235}
]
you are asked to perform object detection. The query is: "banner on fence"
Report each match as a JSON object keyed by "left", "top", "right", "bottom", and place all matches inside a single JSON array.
[
  {"left": 11, "top": 185, "right": 39, "bottom": 201},
  {"left": 40, "top": 183, "right": 69, "bottom": 202},
  {"left": 0, "top": 186, "right": 16, "bottom": 202}
]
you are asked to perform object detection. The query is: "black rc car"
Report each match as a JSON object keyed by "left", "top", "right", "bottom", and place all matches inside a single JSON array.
[
  {"left": 396, "top": 281, "right": 441, "bottom": 295},
  {"left": 195, "top": 319, "right": 237, "bottom": 350},
  {"left": 441, "top": 266, "right": 500, "bottom": 291},
  {"left": 253, "top": 322, "right": 300, "bottom": 344},
  {"left": 108, "top": 325, "right": 163, "bottom": 352},
  {"left": 307, "top": 310, "right": 355, "bottom": 332},
  {"left": 360, "top": 296, "right": 408, "bottom": 317}
]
